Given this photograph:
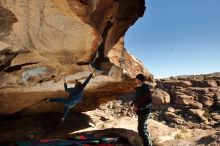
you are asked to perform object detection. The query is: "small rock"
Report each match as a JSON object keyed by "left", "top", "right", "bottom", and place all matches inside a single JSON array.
[
  {"left": 211, "top": 114, "right": 220, "bottom": 121},
  {"left": 199, "top": 95, "right": 214, "bottom": 107},
  {"left": 216, "top": 80, "right": 220, "bottom": 86},
  {"left": 200, "top": 116, "right": 209, "bottom": 124},
  {"left": 209, "top": 120, "right": 217, "bottom": 126},
  {"left": 164, "top": 111, "right": 184, "bottom": 124},
  {"left": 206, "top": 80, "right": 218, "bottom": 87},
  {"left": 188, "top": 101, "right": 203, "bottom": 109},
  {"left": 174, "top": 94, "right": 194, "bottom": 105},
  {"left": 191, "top": 87, "right": 210, "bottom": 94},
  {"left": 167, "top": 107, "right": 175, "bottom": 113},
  {"left": 188, "top": 109, "right": 209, "bottom": 124},
  {"left": 163, "top": 80, "right": 192, "bottom": 88},
  {"left": 169, "top": 123, "right": 178, "bottom": 128},
  {"left": 214, "top": 92, "right": 220, "bottom": 101},
  {"left": 191, "top": 79, "right": 218, "bottom": 87},
  {"left": 190, "top": 80, "right": 207, "bottom": 87},
  {"left": 188, "top": 109, "right": 205, "bottom": 117},
  {"left": 217, "top": 101, "right": 220, "bottom": 108}
]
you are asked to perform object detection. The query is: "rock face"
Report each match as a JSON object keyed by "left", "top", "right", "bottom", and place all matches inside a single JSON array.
[
  {"left": 0, "top": 0, "right": 152, "bottom": 116},
  {"left": 156, "top": 73, "right": 220, "bottom": 127},
  {"left": 174, "top": 94, "right": 194, "bottom": 106},
  {"left": 151, "top": 88, "right": 170, "bottom": 105}
]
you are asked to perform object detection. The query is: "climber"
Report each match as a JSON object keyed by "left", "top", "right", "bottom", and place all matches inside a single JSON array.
[
  {"left": 45, "top": 71, "right": 94, "bottom": 123},
  {"left": 131, "top": 74, "right": 153, "bottom": 146}
]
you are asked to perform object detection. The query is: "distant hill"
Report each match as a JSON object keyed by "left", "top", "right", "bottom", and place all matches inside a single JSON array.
[
  {"left": 209, "top": 72, "right": 220, "bottom": 77},
  {"left": 174, "top": 72, "right": 220, "bottom": 79}
]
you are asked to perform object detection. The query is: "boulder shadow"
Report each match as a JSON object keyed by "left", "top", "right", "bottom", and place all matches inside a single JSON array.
[{"left": 0, "top": 112, "right": 92, "bottom": 144}]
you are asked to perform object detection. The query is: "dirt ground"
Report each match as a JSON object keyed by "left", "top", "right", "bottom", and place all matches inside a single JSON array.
[{"left": 0, "top": 109, "right": 219, "bottom": 146}]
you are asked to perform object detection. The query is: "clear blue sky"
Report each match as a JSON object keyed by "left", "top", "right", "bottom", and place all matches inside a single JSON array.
[{"left": 125, "top": 0, "right": 220, "bottom": 78}]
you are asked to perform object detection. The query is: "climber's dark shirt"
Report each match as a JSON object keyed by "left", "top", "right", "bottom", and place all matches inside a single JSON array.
[{"left": 134, "top": 83, "right": 152, "bottom": 109}]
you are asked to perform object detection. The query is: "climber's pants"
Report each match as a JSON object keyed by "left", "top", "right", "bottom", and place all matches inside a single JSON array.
[
  {"left": 48, "top": 97, "right": 67, "bottom": 104},
  {"left": 48, "top": 98, "right": 76, "bottom": 120},
  {"left": 137, "top": 108, "right": 152, "bottom": 146}
]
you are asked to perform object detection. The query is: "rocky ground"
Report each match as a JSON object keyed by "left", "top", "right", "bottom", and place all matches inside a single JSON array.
[
  {"left": 150, "top": 73, "right": 220, "bottom": 145},
  {"left": 0, "top": 1, "right": 219, "bottom": 145},
  {"left": 1, "top": 90, "right": 219, "bottom": 146},
  {"left": 154, "top": 73, "right": 220, "bottom": 129},
  {"left": 81, "top": 95, "right": 220, "bottom": 146},
  {"left": 1, "top": 73, "right": 220, "bottom": 145}
]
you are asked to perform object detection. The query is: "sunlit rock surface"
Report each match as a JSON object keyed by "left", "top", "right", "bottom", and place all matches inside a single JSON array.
[{"left": 0, "top": 0, "right": 152, "bottom": 115}]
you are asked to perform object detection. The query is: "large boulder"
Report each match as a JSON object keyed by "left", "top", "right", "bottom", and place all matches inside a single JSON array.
[
  {"left": 215, "top": 92, "right": 220, "bottom": 109},
  {"left": 108, "top": 37, "right": 151, "bottom": 78},
  {"left": 188, "top": 109, "right": 205, "bottom": 117},
  {"left": 188, "top": 101, "right": 203, "bottom": 109},
  {"left": 151, "top": 89, "right": 170, "bottom": 105},
  {"left": 188, "top": 109, "right": 208, "bottom": 123},
  {"left": 211, "top": 112, "right": 220, "bottom": 122},
  {"left": 160, "top": 80, "right": 192, "bottom": 89},
  {"left": 214, "top": 92, "right": 220, "bottom": 101},
  {"left": 164, "top": 111, "right": 184, "bottom": 124},
  {"left": 190, "top": 79, "right": 218, "bottom": 87},
  {"left": 199, "top": 95, "right": 214, "bottom": 107},
  {"left": 174, "top": 94, "right": 194, "bottom": 106},
  {"left": 205, "top": 80, "right": 218, "bottom": 87},
  {"left": 0, "top": 0, "right": 151, "bottom": 116},
  {"left": 190, "top": 87, "right": 210, "bottom": 95}
]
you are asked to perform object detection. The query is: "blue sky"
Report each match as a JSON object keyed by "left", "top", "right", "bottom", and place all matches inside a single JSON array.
[{"left": 125, "top": 0, "right": 220, "bottom": 78}]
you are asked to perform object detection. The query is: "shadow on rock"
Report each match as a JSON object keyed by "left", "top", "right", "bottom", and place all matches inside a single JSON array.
[
  {"left": 0, "top": 112, "right": 92, "bottom": 144},
  {"left": 196, "top": 132, "right": 219, "bottom": 145}
]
